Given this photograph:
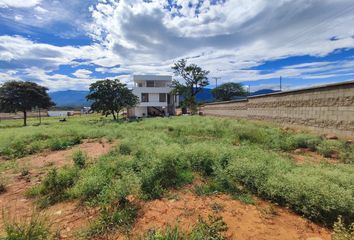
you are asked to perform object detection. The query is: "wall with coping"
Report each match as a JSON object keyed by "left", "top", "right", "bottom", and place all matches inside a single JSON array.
[{"left": 200, "top": 81, "right": 354, "bottom": 138}]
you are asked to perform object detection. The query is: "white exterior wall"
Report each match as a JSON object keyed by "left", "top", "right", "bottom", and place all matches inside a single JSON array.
[{"left": 129, "top": 75, "right": 177, "bottom": 117}]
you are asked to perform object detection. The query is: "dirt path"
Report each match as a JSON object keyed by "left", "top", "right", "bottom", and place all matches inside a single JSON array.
[
  {"left": 0, "top": 139, "right": 114, "bottom": 238},
  {"left": 116, "top": 188, "right": 331, "bottom": 240}
]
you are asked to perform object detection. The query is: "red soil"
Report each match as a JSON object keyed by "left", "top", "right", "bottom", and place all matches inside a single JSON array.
[
  {"left": 0, "top": 139, "right": 114, "bottom": 239},
  {"left": 116, "top": 188, "right": 330, "bottom": 240}
]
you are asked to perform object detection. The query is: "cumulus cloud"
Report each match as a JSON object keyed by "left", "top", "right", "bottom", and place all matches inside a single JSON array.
[
  {"left": 72, "top": 69, "right": 92, "bottom": 78},
  {"left": 1, "top": 0, "right": 354, "bottom": 91}
]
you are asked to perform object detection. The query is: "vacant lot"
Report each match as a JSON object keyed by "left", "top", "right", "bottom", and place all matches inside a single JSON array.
[{"left": 0, "top": 115, "right": 353, "bottom": 239}]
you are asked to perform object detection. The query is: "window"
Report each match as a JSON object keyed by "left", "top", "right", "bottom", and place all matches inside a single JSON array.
[
  {"left": 146, "top": 81, "right": 154, "bottom": 87},
  {"left": 138, "top": 82, "right": 143, "bottom": 87},
  {"left": 141, "top": 93, "right": 149, "bottom": 102},
  {"left": 159, "top": 93, "right": 166, "bottom": 102}
]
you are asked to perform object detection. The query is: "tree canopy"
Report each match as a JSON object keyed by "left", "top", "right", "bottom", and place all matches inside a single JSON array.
[
  {"left": 171, "top": 59, "right": 209, "bottom": 113},
  {"left": 212, "top": 82, "right": 247, "bottom": 101},
  {"left": 0, "top": 81, "right": 55, "bottom": 126},
  {"left": 86, "top": 79, "right": 138, "bottom": 120}
]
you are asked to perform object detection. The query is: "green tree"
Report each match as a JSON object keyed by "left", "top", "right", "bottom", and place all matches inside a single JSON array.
[
  {"left": 86, "top": 79, "right": 138, "bottom": 120},
  {"left": 171, "top": 59, "right": 209, "bottom": 114},
  {"left": 0, "top": 81, "right": 54, "bottom": 126},
  {"left": 212, "top": 82, "right": 246, "bottom": 101}
]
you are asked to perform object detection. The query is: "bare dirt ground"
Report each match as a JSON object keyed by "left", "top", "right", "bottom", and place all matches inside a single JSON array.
[
  {"left": 116, "top": 187, "right": 330, "bottom": 240},
  {"left": 289, "top": 148, "right": 340, "bottom": 165},
  {"left": 0, "top": 139, "right": 114, "bottom": 238},
  {"left": 0, "top": 142, "right": 333, "bottom": 240}
]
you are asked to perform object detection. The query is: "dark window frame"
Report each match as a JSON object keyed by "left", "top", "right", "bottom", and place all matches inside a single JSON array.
[
  {"left": 159, "top": 93, "right": 166, "bottom": 102},
  {"left": 141, "top": 93, "right": 149, "bottom": 102},
  {"left": 146, "top": 81, "right": 154, "bottom": 87}
]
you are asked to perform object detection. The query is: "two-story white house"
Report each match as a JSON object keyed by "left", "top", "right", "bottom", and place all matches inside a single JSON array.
[{"left": 127, "top": 75, "right": 179, "bottom": 117}]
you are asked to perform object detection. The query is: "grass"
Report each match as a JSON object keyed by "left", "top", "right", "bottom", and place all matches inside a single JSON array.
[
  {"left": 141, "top": 215, "right": 227, "bottom": 240},
  {"left": 1, "top": 115, "right": 354, "bottom": 234},
  {"left": 0, "top": 212, "right": 50, "bottom": 240}
]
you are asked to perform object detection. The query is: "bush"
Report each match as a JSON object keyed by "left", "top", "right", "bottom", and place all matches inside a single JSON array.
[
  {"left": 317, "top": 140, "right": 344, "bottom": 157},
  {"left": 225, "top": 145, "right": 354, "bottom": 226},
  {"left": 31, "top": 167, "right": 79, "bottom": 207},
  {"left": 85, "top": 203, "right": 138, "bottom": 238},
  {"left": 119, "top": 143, "right": 132, "bottom": 155},
  {"left": 1, "top": 213, "right": 50, "bottom": 240},
  {"left": 49, "top": 135, "right": 81, "bottom": 151},
  {"left": 140, "top": 215, "right": 227, "bottom": 240},
  {"left": 190, "top": 215, "right": 227, "bottom": 240},
  {"left": 332, "top": 216, "right": 354, "bottom": 240},
  {"left": 141, "top": 155, "right": 193, "bottom": 199},
  {"left": 141, "top": 226, "right": 185, "bottom": 240},
  {"left": 72, "top": 150, "right": 87, "bottom": 169},
  {"left": 339, "top": 143, "right": 354, "bottom": 164},
  {"left": 281, "top": 134, "right": 321, "bottom": 151}
]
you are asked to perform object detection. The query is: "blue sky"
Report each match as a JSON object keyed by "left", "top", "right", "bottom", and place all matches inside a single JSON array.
[{"left": 0, "top": 0, "right": 354, "bottom": 91}]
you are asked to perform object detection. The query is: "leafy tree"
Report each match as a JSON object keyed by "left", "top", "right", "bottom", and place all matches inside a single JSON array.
[
  {"left": 212, "top": 82, "right": 246, "bottom": 101},
  {"left": 0, "top": 81, "right": 55, "bottom": 126},
  {"left": 171, "top": 59, "right": 209, "bottom": 114},
  {"left": 86, "top": 79, "right": 138, "bottom": 120}
]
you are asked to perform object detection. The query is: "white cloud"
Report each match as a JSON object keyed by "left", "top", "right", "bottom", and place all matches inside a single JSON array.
[
  {"left": 1, "top": 0, "right": 354, "bottom": 91},
  {"left": 0, "top": 0, "right": 41, "bottom": 8},
  {"left": 72, "top": 69, "right": 92, "bottom": 78}
]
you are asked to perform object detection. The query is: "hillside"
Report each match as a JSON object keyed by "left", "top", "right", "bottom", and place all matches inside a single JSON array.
[{"left": 49, "top": 90, "right": 90, "bottom": 107}]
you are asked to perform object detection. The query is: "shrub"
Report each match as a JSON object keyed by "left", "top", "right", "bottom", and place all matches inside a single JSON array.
[
  {"left": 85, "top": 203, "right": 138, "bottom": 238},
  {"left": 190, "top": 215, "right": 227, "bottom": 240},
  {"left": 72, "top": 150, "right": 87, "bottom": 169},
  {"left": 317, "top": 140, "right": 344, "bottom": 158},
  {"left": 119, "top": 143, "right": 132, "bottom": 155},
  {"left": 141, "top": 226, "right": 185, "bottom": 240},
  {"left": 1, "top": 213, "right": 50, "bottom": 240},
  {"left": 31, "top": 167, "right": 79, "bottom": 207},
  {"left": 139, "top": 215, "right": 227, "bottom": 240},
  {"left": 332, "top": 216, "right": 354, "bottom": 240},
  {"left": 141, "top": 156, "right": 193, "bottom": 199},
  {"left": 49, "top": 136, "right": 81, "bottom": 151},
  {"left": 281, "top": 134, "right": 321, "bottom": 151},
  {"left": 339, "top": 143, "right": 354, "bottom": 164}
]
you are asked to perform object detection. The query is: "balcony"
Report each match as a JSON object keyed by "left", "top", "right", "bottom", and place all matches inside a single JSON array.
[{"left": 132, "top": 87, "right": 173, "bottom": 94}]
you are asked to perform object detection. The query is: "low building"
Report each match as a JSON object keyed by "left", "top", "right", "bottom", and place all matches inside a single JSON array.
[
  {"left": 47, "top": 111, "right": 74, "bottom": 117},
  {"left": 128, "top": 75, "right": 179, "bottom": 117}
]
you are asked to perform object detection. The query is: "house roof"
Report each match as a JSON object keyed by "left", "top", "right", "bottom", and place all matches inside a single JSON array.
[{"left": 133, "top": 75, "right": 172, "bottom": 81}]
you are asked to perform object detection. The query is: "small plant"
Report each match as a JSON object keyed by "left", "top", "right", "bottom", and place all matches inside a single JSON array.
[
  {"left": 0, "top": 177, "right": 7, "bottom": 194},
  {"left": 119, "top": 143, "right": 132, "bottom": 155},
  {"left": 1, "top": 212, "right": 50, "bottom": 240},
  {"left": 20, "top": 167, "right": 30, "bottom": 177},
  {"left": 190, "top": 215, "right": 228, "bottom": 240},
  {"left": 316, "top": 140, "right": 344, "bottom": 158},
  {"left": 259, "top": 205, "right": 278, "bottom": 219},
  {"left": 72, "top": 150, "right": 87, "bottom": 169},
  {"left": 140, "top": 215, "right": 228, "bottom": 240},
  {"left": 29, "top": 167, "right": 79, "bottom": 207},
  {"left": 142, "top": 226, "right": 185, "bottom": 240},
  {"left": 210, "top": 202, "right": 224, "bottom": 213},
  {"left": 85, "top": 202, "right": 138, "bottom": 238},
  {"left": 332, "top": 216, "right": 354, "bottom": 240}
]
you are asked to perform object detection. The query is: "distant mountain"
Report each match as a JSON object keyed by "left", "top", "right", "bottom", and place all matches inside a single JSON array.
[
  {"left": 195, "top": 88, "right": 214, "bottom": 103},
  {"left": 49, "top": 90, "right": 90, "bottom": 107},
  {"left": 251, "top": 89, "right": 279, "bottom": 96}
]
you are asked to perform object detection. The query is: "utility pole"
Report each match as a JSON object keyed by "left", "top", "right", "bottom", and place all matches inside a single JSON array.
[
  {"left": 213, "top": 77, "right": 221, "bottom": 88},
  {"left": 280, "top": 76, "right": 282, "bottom": 91}
]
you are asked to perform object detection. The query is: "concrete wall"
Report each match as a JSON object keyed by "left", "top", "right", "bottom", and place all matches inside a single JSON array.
[{"left": 201, "top": 81, "right": 354, "bottom": 138}]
